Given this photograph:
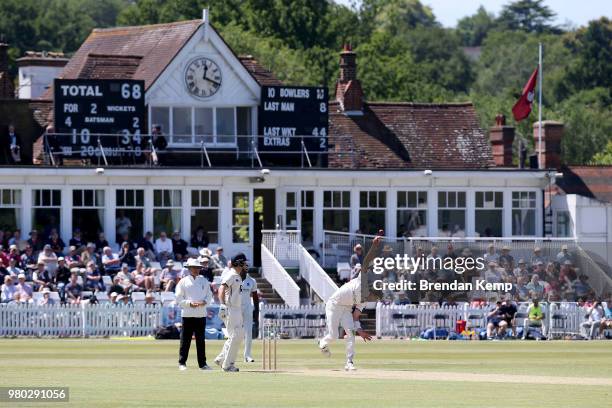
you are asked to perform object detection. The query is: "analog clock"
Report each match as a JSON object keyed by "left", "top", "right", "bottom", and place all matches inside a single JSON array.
[{"left": 184, "top": 57, "right": 222, "bottom": 98}]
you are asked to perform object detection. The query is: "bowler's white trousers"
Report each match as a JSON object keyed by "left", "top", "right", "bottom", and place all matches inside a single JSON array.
[
  {"left": 319, "top": 301, "right": 355, "bottom": 362},
  {"left": 242, "top": 306, "right": 254, "bottom": 359}
]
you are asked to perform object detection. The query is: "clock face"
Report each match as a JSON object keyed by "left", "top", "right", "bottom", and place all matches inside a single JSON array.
[{"left": 185, "top": 57, "right": 222, "bottom": 98}]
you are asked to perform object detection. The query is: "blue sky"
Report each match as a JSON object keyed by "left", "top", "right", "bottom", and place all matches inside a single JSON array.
[{"left": 335, "top": 0, "right": 611, "bottom": 28}]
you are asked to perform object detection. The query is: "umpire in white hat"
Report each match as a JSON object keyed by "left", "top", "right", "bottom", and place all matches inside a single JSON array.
[{"left": 176, "top": 258, "right": 213, "bottom": 371}]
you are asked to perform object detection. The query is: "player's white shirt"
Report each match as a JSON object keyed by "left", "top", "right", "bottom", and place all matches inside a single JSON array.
[
  {"left": 328, "top": 276, "right": 365, "bottom": 310},
  {"left": 240, "top": 274, "right": 257, "bottom": 310},
  {"left": 221, "top": 268, "right": 242, "bottom": 309}
]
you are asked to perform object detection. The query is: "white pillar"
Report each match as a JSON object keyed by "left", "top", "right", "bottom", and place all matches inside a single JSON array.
[
  {"left": 428, "top": 189, "right": 438, "bottom": 237},
  {"left": 181, "top": 187, "right": 190, "bottom": 241},
  {"left": 61, "top": 187, "right": 71, "bottom": 242},
  {"left": 350, "top": 189, "right": 359, "bottom": 233},
  {"left": 313, "top": 189, "right": 323, "bottom": 249},
  {"left": 105, "top": 187, "right": 115, "bottom": 246},
  {"left": 503, "top": 190, "right": 513, "bottom": 237},
  {"left": 386, "top": 189, "right": 397, "bottom": 238},
  {"left": 144, "top": 187, "right": 154, "bottom": 234},
  {"left": 466, "top": 190, "right": 476, "bottom": 237},
  {"left": 21, "top": 186, "right": 32, "bottom": 235}
]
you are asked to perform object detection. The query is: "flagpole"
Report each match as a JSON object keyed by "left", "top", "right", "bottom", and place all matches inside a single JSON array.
[{"left": 538, "top": 42, "right": 543, "bottom": 168}]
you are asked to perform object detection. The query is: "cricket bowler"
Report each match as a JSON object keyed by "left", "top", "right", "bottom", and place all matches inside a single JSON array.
[
  {"left": 318, "top": 234, "right": 382, "bottom": 371},
  {"left": 216, "top": 253, "right": 248, "bottom": 372}
]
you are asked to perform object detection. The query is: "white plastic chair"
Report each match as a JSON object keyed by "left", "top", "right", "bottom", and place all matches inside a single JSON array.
[
  {"left": 102, "top": 275, "right": 112, "bottom": 287},
  {"left": 131, "top": 291, "right": 146, "bottom": 304}
]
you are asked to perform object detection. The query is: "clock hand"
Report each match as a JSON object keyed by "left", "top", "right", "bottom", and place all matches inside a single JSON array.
[
  {"left": 202, "top": 64, "right": 208, "bottom": 80},
  {"left": 203, "top": 77, "right": 221, "bottom": 86}
]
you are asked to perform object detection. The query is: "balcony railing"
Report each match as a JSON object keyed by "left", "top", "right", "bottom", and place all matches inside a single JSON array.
[{"left": 39, "top": 133, "right": 358, "bottom": 168}]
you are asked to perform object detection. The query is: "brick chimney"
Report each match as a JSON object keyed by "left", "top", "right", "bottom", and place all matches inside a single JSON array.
[
  {"left": 489, "top": 114, "right": 515, "bottom": 166},
  {"left": 335, "top": 44, "right": 363, "bottom": 114},
  {"left": 533, "top": 121, "right": 563, "bottom": 169},
  {"left": 0, "top": 42, "right": 14, "bottom": 99}
]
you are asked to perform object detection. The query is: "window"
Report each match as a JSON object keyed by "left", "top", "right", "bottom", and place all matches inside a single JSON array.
[
  {"left": 300, "top": 191, "right": 314, "bottom": 244},
  {"left": 172, "top": 107, "right": 192, "bottom": 144},
  {"left": 194, "top": 107, "right": 213, "bottom": 145},
  {"left": 116, "top": 189, "right": 144, "bottom": 242},
  {"left": 150, "top": 107, "right": 170, "bottom": 135},
  {"left": 0, "top": 189, "right": 21, "bottom": 231},
  {"left": 359, "top": 191, "right": 386, "bottom": 235},
  {"left": 323, "top": 190, "right": 350, "bottom": 232},
  {"left": 232, "top": 192, "right": 250, "bottom": 243},
  {"left": 286, "top": 192, "right": 298, "bottom": 229},
  {"left": 72, "top": 190, "right": 105, "bottom": 243},
  {"left": 438, "top": 191, "right": 466, "bottom": 237},
  {"left": 397, "top": 191, "right": 427, "bottom": 237},
  {"left": 285, "top": 190, "right": 314, "bottom": 244},
  {"left": 153, "top": 190, "right": 182, "bottom": 237},
  {"left": 555, "top": 210, "right": 572, "bottom": 237},
  {"left": 475, "top": 191, "right": 503, "bottom": 237},
  {"left": 512, "top": 191, "right": 536, "bottom": 236},
  {"left": 216, "top": 107, "right": 235, "bottom": 144},
  {"left": 32, "top": 189, "right": 61, "bottom": 237},
  {"left": 191, "top": 190, "right": 219, "bottom": 243}
]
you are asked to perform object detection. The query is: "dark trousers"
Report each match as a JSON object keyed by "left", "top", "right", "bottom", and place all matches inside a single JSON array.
[{"left": 178, "top": 317, "right": 206, "bottom": 367}]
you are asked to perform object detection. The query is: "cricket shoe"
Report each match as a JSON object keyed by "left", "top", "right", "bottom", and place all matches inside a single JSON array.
[
  {"left": 344, "top": 361, "right": 356, "bottom": 371},
  {"left": 214, "top": 357, "right": 223, "bottom": 367},
  {"left": 199, "top": 364, "right": 213, "bottom": 371},
  {"left": 178, "top": 365, "right": 187, "bottom": 371},
  {"left": 223, "top": 365, "right": 240, "bottom": 372},
  {"left": 245, "top": 357, "right": 255, "bottom": 363},
  {"left": 319, "top": 345, "right": 331, "bottom": 357}
]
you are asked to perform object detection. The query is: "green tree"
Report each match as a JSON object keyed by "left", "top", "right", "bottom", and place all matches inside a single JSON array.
[
  {"left": 562, "top": 18, "right": 612, "bottom": 97},
  {"left": 497, "top": 0, "right": 560, "bottom": 34},
  {"left": 591, "top": 141, "right": 612, "bottom": 165},
  {"left": 368, "top": 0, "right": 438, "bottom": 37},
  {"left": 456, "top": 6, "right": 497, "bottom": 46}
]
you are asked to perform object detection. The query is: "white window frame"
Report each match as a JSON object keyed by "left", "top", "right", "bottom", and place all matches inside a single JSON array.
[
  {"left": 512, "top": 191, "right": 537, "bottom": 237},
  {"left": 153, "top": 189, "right": 183, "bottom": 236},
  {"left": 437, "top": 191, "right": 467, "bottom": 236},
  {"left": 0, "top": 189, "right": 22, "bottom": 231},
  {"left": 323, "top": 190, "right": 351, "bottom": 232},
  {"left": 475, "top": 191, "right": 504, "bottom": 237},
  {"left": 191, "top": 189, "right": 220, "bottom": 244},
  {"left": 148, "top": 105, "right": 240, "bottom": 148},
  {"left": 397, "top": 190, "right": 427, "bottom": 237}
]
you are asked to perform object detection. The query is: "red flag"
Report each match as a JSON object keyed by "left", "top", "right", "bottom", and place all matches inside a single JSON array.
[{"left": 512, "top": 67, "right": 538, "bottom": 121}]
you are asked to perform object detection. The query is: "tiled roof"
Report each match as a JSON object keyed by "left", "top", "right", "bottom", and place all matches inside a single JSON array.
[
  {"left": 40, "top": 21, "right": 282, "bottom": 100},
  {"left": 238, "top": 55, "right": 282, "bottom": 86},
  {"left": 555, "top": 166, "right": 612, "bottom": 203},
  {"left": 78, "top": 54, "right": 142, "bottom": 79},
  {"left": 328, "top": 101, "right": 493, "bottom": 169}
]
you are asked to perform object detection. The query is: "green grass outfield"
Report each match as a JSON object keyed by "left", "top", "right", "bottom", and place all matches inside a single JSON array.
[{"left": 1, "top": 338, "right": 611, "bottom": 408}]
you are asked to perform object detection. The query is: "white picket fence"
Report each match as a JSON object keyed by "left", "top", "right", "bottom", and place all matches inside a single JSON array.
[{"left": 0, "top": 304, "right": 161, "bottom": 337}]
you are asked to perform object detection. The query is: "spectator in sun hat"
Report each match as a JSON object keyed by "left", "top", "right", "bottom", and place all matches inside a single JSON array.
[
  {"left": 513, "top": 258, "right": 529, "bottom": 279},
  {"left": 38, "top": 287, "right": 55, "bottom": 306},
  {"left": 198, "top": 256, "right": 214, "bottom": 282},
  {"left": 350, "top": 243, "right": 363, "bottom": 268},
  {"left": 531, "top": 247, "right": 547, "bottom": 267},
  {"left": 109, "top": 291, "right": 119, "bottom": 305},
  {"left": 484, "top": 261, "right": 502, "bottom": 284},
  {"left": 7, "top": 244, "right": 20, "bottom": 263},
  {"left": 15, "top": 273, "right": 32, "bottom": 300},
  {"left": 160, "top": 260, "right": 180, "bottom": 292},
  {"left": 525, "top": 274, "right": 545, "bottom": 299},
  {"left": 556, "top": 245, "right": 573, "bottom": 265},
  {"left": 498, "top": 245, "right": 514, "bottom": 269},
  {"left": 211, "top": 246, "right": 228, "bottom": 271},
  {"left": 483, "top": 243, "right": 499, "bottom": 265}
]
